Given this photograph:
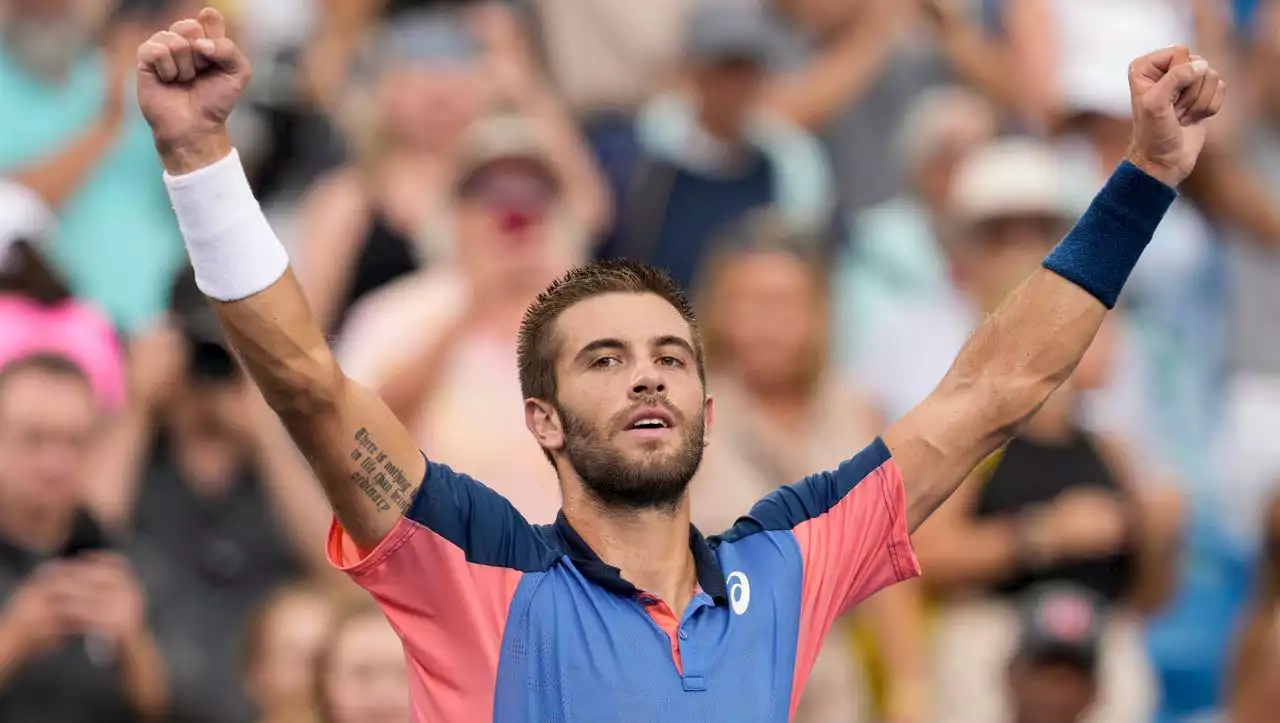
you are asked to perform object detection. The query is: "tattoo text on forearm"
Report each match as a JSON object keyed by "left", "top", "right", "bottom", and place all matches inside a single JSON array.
[{"left": 349, "top": 427, "right": 414, "bottom": 513}]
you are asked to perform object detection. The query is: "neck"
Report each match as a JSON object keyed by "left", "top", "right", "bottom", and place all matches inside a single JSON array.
[
  {"left": 562, "top": 489, "right": 699, "bottom": 615},
  {"left": 0, "top": 492, "right": 74, "bottom": 553}
]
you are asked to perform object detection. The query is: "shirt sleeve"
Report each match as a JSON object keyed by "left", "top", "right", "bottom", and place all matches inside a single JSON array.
[
  {"left": 327, "top": 458, "right": 557, "bottom": 703},
  {"left": 726, "top": 438, "right": 920, "bottom": 707}
]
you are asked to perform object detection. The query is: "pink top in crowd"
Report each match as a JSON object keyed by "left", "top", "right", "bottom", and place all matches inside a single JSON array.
[{"left": 0, "top": 295, "right": 126, "bottom": 411}]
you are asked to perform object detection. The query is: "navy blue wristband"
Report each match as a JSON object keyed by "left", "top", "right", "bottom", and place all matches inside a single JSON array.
[{"left": 1041, "top": 160, "right": 1176, "bottom": 309}]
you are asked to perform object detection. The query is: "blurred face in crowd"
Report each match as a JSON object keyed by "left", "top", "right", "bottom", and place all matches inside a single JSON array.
[
  {"left": 1008, "top": 659, "right": 1097, "bottom": 723},
  {"left": 2, "top": 0, "right": 110, "bottom": 78},
  {"left": 319, "top": 611, "right": 410, "bottom": 723},
  {"left": 704, "top": 250, "right": 827, "bottom": 396},
  {"left": 691, "top": 58, "right": 765, "bottom": 139},
  {"left": 455, "top": 158, "right": 565, "bottom": 295},
  {"left": 0, "top": 361, "right": 97, "bottom": 526},
  {"left": 247, "top": 588, "right": 336, "bottom": 718},
  {"left": 376, "top": 56, "right": 484, "bottom": 152},
  {"left": 167, "top": 363, "right": 253, "bottom": 477},
  {"left": 952, "top": 212, "right": 1071, "bottom": 315},
  {"left": 542, "top": 292, "right": 710, "bottom": 510}
]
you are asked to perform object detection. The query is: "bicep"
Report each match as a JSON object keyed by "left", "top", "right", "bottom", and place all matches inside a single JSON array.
[
  {"left": 286, "top": 376, "right": 427, "bottom": 552},
  {"left": 1004, "top": 0, "right": 1058, "bottom": 124},
  {"left": 883, "top": 378, "right": 1008, "bottom": 532}
]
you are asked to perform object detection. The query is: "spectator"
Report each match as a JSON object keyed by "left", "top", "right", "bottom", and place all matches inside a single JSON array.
[
  {"left": 244, "top": 583, "right": 339, "bottom": 723},
  {"left": 907, "top": 141, "right": 1183, "bottom": 723},
  {"left": 856, "top": 137, "right": 1079, "bottom": 421},
  {"left": 0, "top": 0, "right": 184, "bottom": 333},
  {"left": 313, "top": 600, "right": 410, "bottom": 723},
  {"left": 86, "top": 270, "right": 334, "bottom": 723},
  {"left": 1006, "top": 585, "right": 1109, "bottom": 723},
  {"left": 831, "top": 85, "right": 996, "bottom": 375},
  {"left": 336, "top": 113, "right": 584, "bottom": 524},
  {"left": 1229, "top": 490, "right": 1280, "bottom": 723},
  {"left": 1218, "top": 0, "right": 1280, "bottom": 549},
  {"left": 295, "top": 3, "right": 608, "bottom": 334},
  {"left": 0, "top": 229, "right": 125, "bottom": 413},
  {"left": 764, "top": 0, "right": 950, "bottom": 215},
  {"left": 602, "top": 0, "right": 834, "bottom": 291},
  {"left": 0, "top": 353, "right": 167, "bottom": 723},
  {"left": 691, "top": 216, "right": 929, "bottom": 723},
  {"left": 292, "top": 9, "right": 486, "bottom": 333}
]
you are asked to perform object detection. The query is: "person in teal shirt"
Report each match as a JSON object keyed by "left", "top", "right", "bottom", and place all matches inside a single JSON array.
[{"left": 0, "top": 1, "right": 184, "bottom": 333}]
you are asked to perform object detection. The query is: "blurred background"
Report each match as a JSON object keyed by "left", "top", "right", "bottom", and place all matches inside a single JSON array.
[{"left": 0, "top": 0, "right": 1279, "bottom": 722}]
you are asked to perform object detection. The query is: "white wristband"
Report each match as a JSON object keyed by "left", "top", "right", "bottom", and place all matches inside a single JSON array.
[{"left": 164, "top": 149, "right": 289, "bottom": 302}]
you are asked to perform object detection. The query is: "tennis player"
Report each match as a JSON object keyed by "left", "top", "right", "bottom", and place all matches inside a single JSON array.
[{"left": 135, "top": 8, "right": 1224, "bottom": 721}]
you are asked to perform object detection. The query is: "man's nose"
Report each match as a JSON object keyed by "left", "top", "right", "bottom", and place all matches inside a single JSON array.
[{"left": 630, "top": 367, "right": 666, "bottom": 397}]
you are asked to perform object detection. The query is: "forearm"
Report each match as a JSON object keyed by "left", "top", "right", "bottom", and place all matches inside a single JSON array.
[
  {"left": 511, "top": 84, "right": 612, "bottom": 237},
  {"left": 933, "top": 20, "right": 1025, "bottom": 115},
  {"left": 764, "top": 20, "right": 898, "bottom": 132},
  {"left": 118, "top": 628, "right": 168, "bottom": 720},
  {"left": 862, "top": 582, "right": 929, "bottom": 719},
  {"left": 0, "top": 623, "right": 31, "bottom": 689},
  {"left": 7, "top": 116, "right": 122, "bottom": 210},
  {"left": 1183, "top": 145, "right": 1280, "bottom": 246},
  {"left": 84, "top": 405, "right": 155, "bottom": 532},
  {"left": 915, "top": 517, "right": 1024, "bottom": 591},
  {"left": 1127, "top": 487, "right": 1184, "bottom": 614},
  {"left": 890, "top": 162, "right": 1176, "bottom": 529}
]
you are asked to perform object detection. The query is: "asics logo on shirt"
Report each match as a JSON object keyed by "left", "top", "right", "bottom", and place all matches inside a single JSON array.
[{"left": 727, "top": 571, "right": 750, "bottom": 615}]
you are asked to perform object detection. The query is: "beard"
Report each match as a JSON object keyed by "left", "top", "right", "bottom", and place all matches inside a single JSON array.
[{"left": 557, "top": 399, "right": 706, "bottom": 512}]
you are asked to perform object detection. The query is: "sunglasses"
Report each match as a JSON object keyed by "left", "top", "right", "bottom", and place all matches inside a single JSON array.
[{"left": 457, "top": 163, "right": 559, "bottom": 210}]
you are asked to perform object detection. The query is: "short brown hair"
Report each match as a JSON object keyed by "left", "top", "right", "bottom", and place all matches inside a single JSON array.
[
  {"left": 0, "top": 353, "right": 90, "bottom": 395},
  {"left": 517, "top": 260, "right": 705, "bottom": 404}
]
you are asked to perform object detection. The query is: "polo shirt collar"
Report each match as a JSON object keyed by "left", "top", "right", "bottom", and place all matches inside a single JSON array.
[{"left": 552, "top": 511, "right": 728, "bottom": 604}]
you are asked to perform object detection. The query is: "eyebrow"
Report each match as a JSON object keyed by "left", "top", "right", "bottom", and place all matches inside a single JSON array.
[{"left": 574, "top": 335, "right": 697, "bottom": 363}]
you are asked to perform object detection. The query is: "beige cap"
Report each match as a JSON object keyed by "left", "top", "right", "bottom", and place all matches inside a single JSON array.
[
  {"left": 455, "top": 114, "right": 558, "bottom": 192},
  {"left": 950, "top": 137, "right": 1079, "bottom": 224}
]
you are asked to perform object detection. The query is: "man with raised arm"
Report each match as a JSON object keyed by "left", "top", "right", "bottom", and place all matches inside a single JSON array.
[{"left": 136, "top": 8, "right": 1225, "bottom": 721}]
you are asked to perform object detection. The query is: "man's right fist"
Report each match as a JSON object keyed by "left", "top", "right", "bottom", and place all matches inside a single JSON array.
[{"left": 136, "top": 7, "right": 251, "bottom": 173}]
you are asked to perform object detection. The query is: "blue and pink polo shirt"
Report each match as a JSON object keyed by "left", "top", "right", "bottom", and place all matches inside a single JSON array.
[{"left": 328, "top": 437, "right": 920, "bottom": 721}]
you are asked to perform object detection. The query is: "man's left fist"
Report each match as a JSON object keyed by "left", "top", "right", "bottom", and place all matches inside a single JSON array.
[{"left": 1125, "top": 45, "right": 1226, "bottom": 188}]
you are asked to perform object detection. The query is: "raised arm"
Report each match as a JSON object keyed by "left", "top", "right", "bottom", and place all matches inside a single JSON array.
[
  {"left": 136, "top": 9, "right": 423, "bottom": 551},
  {"left": 885, "top": 46, "right": 1226, "bottom": 532}
]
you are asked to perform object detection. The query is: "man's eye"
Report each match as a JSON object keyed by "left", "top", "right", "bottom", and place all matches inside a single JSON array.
[
  {"left": 658, "top": 356, "right": 684, "bottom": 367},
  {"left": 593, "top": 357, "right": 621, "bottom": 368}
]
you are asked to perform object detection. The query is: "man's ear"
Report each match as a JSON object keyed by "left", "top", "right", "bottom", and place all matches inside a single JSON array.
[
  {"left": 702, "top": 394, "right": 714, "bottom": 448},
  {"left": 525, "top": 398, "right": 565, "bottom": 453}
]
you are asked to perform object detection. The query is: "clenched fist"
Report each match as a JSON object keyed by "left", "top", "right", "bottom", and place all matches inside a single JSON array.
[
  {"left": 136, "top": 7, "right": 251, "bottom": 174},
  {"left": 1126, "top": 46, "right": 1226, "bottom": 188}
]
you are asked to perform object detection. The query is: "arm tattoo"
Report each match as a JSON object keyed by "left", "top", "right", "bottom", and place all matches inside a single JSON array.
[{"left": 349, "top": 427, "right": 415, "bottom": 514}]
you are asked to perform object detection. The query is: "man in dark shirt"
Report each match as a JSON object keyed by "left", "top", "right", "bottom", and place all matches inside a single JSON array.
[
  {"left": 601, "top": 2, "right": 832, "bottom": 290},
  {"left": 0, "top": 353, "right": 167, "bottom": 723},
  {"left": 91, "top": 269, "right": 318, "bottom": 723}
]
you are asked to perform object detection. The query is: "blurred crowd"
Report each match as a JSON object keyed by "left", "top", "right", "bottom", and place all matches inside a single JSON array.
[{"left": 1, "top": 0, "right": 1280, "bottom": 722}]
